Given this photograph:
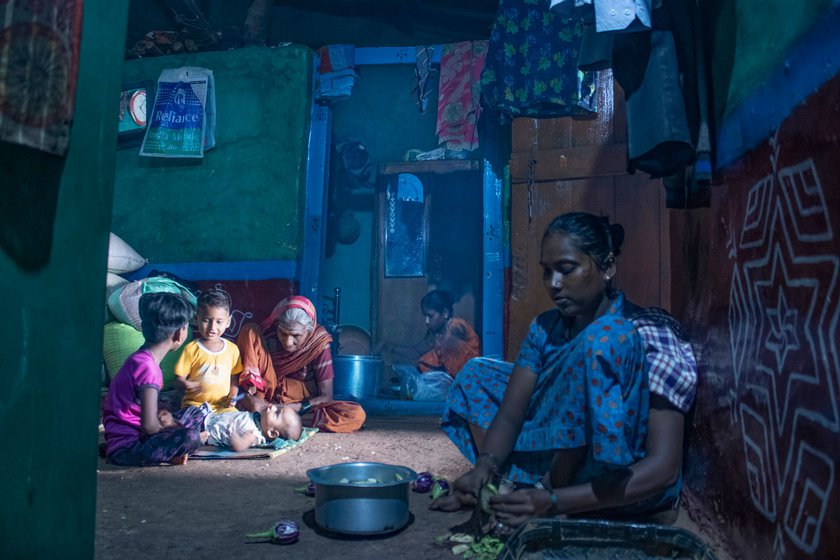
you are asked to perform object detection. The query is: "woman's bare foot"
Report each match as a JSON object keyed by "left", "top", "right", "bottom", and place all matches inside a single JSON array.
[{"left": 169, "top": 454, "right": 189, "bottom": 465}]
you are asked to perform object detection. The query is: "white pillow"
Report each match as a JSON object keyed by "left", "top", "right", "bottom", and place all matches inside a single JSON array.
[
  {"left": 107, "top": 232, "right": 147, "bottom": 274},
  {"left": 105, "top": 272, "right": 129, "bottom": 297},
  {"left": 104, "top": 272, "right": 129, "bottom": 323}
]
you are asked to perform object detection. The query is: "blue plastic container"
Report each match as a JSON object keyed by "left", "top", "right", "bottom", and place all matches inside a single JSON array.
[{"left": 332, "top": 355, "right": 382, "bottom": 401}]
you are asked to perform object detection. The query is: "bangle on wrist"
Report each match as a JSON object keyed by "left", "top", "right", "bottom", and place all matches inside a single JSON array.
[
  {"left": 299, "top": 400, "right": 312, "bottom": 414},
  {"left": 534, "top": 481, "right": 560, "bottom": 515}
]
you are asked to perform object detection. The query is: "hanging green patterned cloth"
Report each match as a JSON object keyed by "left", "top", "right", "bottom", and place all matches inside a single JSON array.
[{"left": 480, "top": 0, "right": 598, "bottom": 118}]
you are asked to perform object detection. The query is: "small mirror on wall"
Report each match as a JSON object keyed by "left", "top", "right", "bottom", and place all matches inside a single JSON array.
[
  {"left": 384, "top": 173, "right": 426, "bottom": 278},
  {"left": 117, "top": 81, "right": 151, "bottom": 148}
]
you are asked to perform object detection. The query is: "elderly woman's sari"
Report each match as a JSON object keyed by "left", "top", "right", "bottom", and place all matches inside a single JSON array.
[{"left": 237, "top": 296, "right": 365, "bottom": 433}]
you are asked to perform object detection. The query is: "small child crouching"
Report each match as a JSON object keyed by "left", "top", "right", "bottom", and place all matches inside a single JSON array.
[{"left": 102, "top": 293, "right": 200, "bottom": 466}]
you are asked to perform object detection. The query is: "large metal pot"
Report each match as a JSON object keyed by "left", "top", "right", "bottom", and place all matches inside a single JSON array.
[
  {"left": 332, "top": 355, "right": 382, "bottom": 400},
  {"left": 307, "top": 462, "right": 417, "bottom": 535}
]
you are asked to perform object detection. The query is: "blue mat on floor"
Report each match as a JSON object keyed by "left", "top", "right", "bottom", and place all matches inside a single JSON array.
[{"left": 192, "top": 427, "right": 318, "bottom": 460}]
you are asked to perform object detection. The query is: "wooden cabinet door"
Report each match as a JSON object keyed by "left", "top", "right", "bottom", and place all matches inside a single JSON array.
[
  {"left": 372, "top": 162, "right": 483, "bottom": 355},
  {"left": 507, "top": 73, "right": 670, "bottom": 359}
]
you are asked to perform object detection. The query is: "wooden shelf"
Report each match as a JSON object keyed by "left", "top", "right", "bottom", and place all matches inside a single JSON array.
[{"left": 378, "top": 159, "right": 480, "bottom": 175}]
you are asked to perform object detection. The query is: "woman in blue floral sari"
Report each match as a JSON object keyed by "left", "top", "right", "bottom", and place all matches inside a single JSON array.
[{"left": 432, "top": 212, "right": 695, "bottom": 530}]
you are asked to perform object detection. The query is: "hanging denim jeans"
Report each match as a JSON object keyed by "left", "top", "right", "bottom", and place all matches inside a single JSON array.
[{"left": 612, "top": 29, "right": 694, "bottom": 178}]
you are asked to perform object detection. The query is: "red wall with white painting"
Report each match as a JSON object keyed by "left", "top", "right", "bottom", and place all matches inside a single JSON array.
[{"left": 672, "top": 72, "right": 840, "bottom": 559}]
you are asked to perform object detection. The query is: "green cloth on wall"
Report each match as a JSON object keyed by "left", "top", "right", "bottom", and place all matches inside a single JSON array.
[
  {"left": 1, "top": 1, "right": 129, "bottom": 557},
  {"left": 114, "top": 45, "right": 313, "bottom": 263},
  {"left": 713, "top": 0, "right": 835, "bottom": 122}
]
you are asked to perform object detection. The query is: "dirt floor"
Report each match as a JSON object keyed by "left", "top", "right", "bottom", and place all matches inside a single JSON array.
[{"left": 95, "top": 415, "right": 729, "bottom": 560}]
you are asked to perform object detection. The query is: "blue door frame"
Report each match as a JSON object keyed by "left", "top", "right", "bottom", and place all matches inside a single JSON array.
[
  {"left": 302, "top": 46, "right": 504, "bottom": 358},
  {"left": 299, "top": 103, "right": 332, "bottom": 304}
]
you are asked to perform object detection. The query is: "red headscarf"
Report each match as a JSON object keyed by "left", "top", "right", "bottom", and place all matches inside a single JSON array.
[
  {"left": 262, "top": 296, "right": 333, "bottom": 378},
  {"left": 260, "top": 295, "right": 318, "bottom": 331}
]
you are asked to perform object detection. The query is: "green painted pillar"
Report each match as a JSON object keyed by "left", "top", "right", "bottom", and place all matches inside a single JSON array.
[{"left": 0, "top": 1, "right": 128, "bottom": 558}]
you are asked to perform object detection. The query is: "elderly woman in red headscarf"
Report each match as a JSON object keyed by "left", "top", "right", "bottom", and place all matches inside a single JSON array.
[{"left": 236, "top": 296, "right": 366, "bottom": 433}]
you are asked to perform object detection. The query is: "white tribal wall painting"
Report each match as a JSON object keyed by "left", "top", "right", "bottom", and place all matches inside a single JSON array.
[{"left": 728, "top": 131, "right": 839, "bottom": 556}]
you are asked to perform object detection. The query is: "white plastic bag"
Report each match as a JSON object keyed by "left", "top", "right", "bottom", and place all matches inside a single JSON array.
[{"left": 394, "top": 365, "right": 453, "bottom": 402}]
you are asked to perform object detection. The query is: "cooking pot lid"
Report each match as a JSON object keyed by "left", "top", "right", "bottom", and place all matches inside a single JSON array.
[
  {"left": 307, "top": 461, "right": 417, "bottom": 486},
  {"left": 337, "top": 324, "right": 372, "bottom": 356}
]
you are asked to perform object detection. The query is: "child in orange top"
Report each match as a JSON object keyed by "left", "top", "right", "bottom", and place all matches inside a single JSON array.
[
  {"left": 174, "top": 288, "right": 243, "bottom": 412},
  {"left": 417, "top": 290, "right": 480, "bottom": 376}
]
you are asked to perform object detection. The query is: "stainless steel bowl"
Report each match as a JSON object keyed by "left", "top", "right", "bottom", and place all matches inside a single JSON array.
[{"left": 307, "top": 462, "right": 417, "bottom": 535}]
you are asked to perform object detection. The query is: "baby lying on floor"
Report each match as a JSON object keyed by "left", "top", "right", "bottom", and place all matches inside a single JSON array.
[{"left": 172, "top": 403, "right": 302, "bottom": 452}]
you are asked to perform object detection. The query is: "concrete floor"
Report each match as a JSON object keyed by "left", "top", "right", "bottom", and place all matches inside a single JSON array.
[{"left": 95, "top": 415, "right": 727, "bottom": 559}]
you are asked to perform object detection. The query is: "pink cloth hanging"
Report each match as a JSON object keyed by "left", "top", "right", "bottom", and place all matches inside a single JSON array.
[{"left": 436, "top": 40, "right": 488, "bottom": 153}]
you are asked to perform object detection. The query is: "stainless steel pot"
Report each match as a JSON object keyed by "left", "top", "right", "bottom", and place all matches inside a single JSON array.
[
  {"left": 307, "top": 462, "right": 417, "bottom": 535},
  {"left": 332, "top": 355, "right": 382, "bottom": 400}
]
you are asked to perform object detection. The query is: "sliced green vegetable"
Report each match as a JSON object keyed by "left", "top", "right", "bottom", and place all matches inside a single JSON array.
[
  {"left": 293, "top": 482, "right": 315, "bottom": 496},
  {"left": 451, "top": 544, "right": 470, "bottom": 555},
  {"left": 448, "top": 533, "right": 475, "bottom": 544},
  {"left": 479, "top": 483, "right": 498, "bottom": 514},
  {"left": 449, "top": 534, "right": 505, "bottom": 560}
]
